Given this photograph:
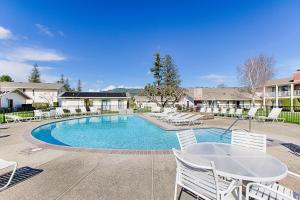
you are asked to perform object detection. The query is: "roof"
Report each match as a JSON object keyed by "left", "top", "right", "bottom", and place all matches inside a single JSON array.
[
  {"left": 186, "top": 87, "right": 255, "bottom": 101},
  {"left": 134, "top": 96, "right": 176, "bottom": 102},
  {"left": 264, "top": 77, "right": 293, "bottom": 86},
  {"left": 59, "top": 91, "right": 128, "bottom": 98},
  {"left": 0, "top": 89, "right": 31, "bottom": 99},
  {"left": 0, "top": 82, "right": 64, "bottom": 90}
]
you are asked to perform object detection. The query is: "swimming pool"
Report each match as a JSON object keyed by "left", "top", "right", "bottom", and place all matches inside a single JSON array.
[{"left": 31, "top": 115, "right": 231, "bottom": 150}]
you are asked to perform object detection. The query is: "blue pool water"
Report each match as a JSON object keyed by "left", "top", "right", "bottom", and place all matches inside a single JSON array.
[{"left": 32, "top": 115, "right": 231, "bottom": 150}]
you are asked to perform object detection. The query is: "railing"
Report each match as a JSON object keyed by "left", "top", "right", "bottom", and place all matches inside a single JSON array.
[
  {"left": 265, "top": 90, "right": 300, "bottom": 97},
  {"left": 294, "top": 90, "right": 300, "bottom": 96}
]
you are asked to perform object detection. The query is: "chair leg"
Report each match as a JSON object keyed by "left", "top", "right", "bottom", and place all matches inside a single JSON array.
[{"left": 174, "top": 183, "right": 178, "bottom": 200}]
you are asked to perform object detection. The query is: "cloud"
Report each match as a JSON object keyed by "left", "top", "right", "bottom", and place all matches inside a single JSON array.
[
  {"left": 0, "top": 26, "right": 13, "bottom": 40},
  {"left": 35, "top": 24, "right": 54, "bottom": 37},
  {"left": 58, "top": 31, "right": 64, "bottom": 37},
  {"left": 101, "top": 85, "right": 143, "bottom": 91},
  {"left": 0, "top": 60, "right": 57, "bottom": 82},
  {"left": 5, "top": 47, "right": 66, "bottom": 62}
]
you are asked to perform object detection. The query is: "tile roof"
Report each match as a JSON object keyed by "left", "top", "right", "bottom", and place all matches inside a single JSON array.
[
  {"left": 0, "top": 82, "right": 64, "bottom": 90},
  {"left": 60, "top": 92, "right": 128, "bottom": 98}
]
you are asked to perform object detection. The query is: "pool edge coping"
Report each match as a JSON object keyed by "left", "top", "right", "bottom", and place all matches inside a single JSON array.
[{"left": 25, "top": 114, "right": 231, "bottom": 155}]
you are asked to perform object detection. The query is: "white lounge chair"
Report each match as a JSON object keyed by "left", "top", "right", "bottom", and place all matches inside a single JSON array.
[
  {"left": 206, "top": 107, "right": 212, "bottom": 113},
  {"left": 231, "top": 130, "right": 266, "bottom": 153},
  {"left": 79, "top": 107, "right": 89, "bottom": 115},
  {"left": 166, "top": 113, "right": 193, "bottom": 122},
  {"left": 246, "top": 171, "right": 300, "bottom": 200},
  {"left": 199, "top": 107, "right": 206, "bottom": 113},
  {"left": 5, "top": 114, "right": 35, "bottom": 123},
  {"left": 247, "top": 107, "right": 258, "bottom": 119},
  {"left": 0, "top": 159, "right": 17, "bottom": 191},
  {"left": 89, "top": 106, "right": 101, "bottom": 114},
  {"left": 69, "top": 107, "right": 79, "bottom": 116},
  {"left": 176, "top": 129, "right": 197, "bottom": 150},
  {"left": 173, "top": 115, "right": 203, "bottom": 126},
  {"left": 213, "top": 107, "right": 219, "bottom": 115},
  {"left": 220, "top": 108, "right": 227, "bottom": 116},
  {"left": 149, "top": 110, "right": 175, "bottom": 118},
  {"left": 257, "top": 108, "right": 284, "bottom": 122},
  {"left": 234, "top": 108, "right": 243, "bottom": 118},
  {"left": 173, "top": 149, "right": 242, "bottom": 200},
  {"left": 228, "top": 108, "right": 235, "bottom": 117},
  {"left": 162, "top": 113, "right": 186, "bottom": 122}
]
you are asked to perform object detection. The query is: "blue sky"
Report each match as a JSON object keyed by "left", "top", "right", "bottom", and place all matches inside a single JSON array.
[{"left": 0, "top": 0, "right": 300, "bottom": 91}]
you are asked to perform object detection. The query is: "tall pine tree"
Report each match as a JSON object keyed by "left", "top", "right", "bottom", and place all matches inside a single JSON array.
[
  {"left": 76, "top": 79, "right": 82, "bottom": 92},
  {"left": 28, "top": 64, "right": 41, "bottom": 83}
]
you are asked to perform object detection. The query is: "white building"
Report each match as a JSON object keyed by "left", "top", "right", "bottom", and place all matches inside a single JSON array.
[
  {"left": 59, "top": 91, "right": 129, "bottom": 111},
  {"left": 182, "top": 87, "right": 261, "bottom": 110},
  {"left": 0, "top": 90, "right": 31, "bottom": 110},
  {"left": 0, "top": 82, "right": 65, "bottom": 106}
]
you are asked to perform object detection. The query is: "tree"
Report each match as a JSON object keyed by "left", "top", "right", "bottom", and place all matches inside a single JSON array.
[
  {"left": 237, "top": 53, "right": 275, "bottom": 104},
  {"left": 58, "top": 74, "right": 65, "bottom": 84},
  {"left": 76, "top": 79, "right": 82, "bottom": 92},
  {"left": 144, "top": 53, "right": 184, "bottom": 108},
  {"left": 0, "top": 75, "right": 13, "bottom": 82},
  {"left": 162, "top": 55, "right": 181, "bottom": 87},
  {"left": 28, "top": 64, "right": 41, "bottom": 83},
  {"left": 64, "top": 78, "right": 72, "bottom": 91}
]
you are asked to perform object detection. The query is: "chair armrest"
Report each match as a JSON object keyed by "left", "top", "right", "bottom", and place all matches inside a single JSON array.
[
  {"left": 288, "top": 171, "right": 300, "bottom": 180},
  {"left": 219, "top": 179, "right": 240, "bottom": 195},
  {"left": 246, "top": 182, "right": 295, "bottom": 200}
]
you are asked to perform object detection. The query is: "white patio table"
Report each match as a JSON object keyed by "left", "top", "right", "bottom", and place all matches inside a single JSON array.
[{"left": 182, "top": 142, "right": 288, "bottom": 182}]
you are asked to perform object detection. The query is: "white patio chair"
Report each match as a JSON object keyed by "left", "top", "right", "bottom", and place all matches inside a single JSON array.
[
  {"left": 34, "top": 110, "right": 44, "bottom": 120},
  {"left": 173, "top": 115, "right": 203, "bottom": 126},
  {"left": 228, "top": 108, "right": 235, "bottom": 117},
  {"left": 176, "top": 129, "right": 197, "bottom": 150},
  {"left": 247, "top": 107, "right": 258, "bottom": 119},
  {"left": 246, "top": 171, "right": 300, "bottom": 200},
  {"left": 0, "top": 159, "right": 17, "bottom": 191},
  {"left": 173, "top": 149, "right": 242, "bottom": 200},
  {"left": 5, "top": 114, "right": 34, "bottom": 123},
  {"left": 257, "top": 108, "right": 284, "bottom": 122},
  {"left": 231, "top": 130, "right": 266, "bottom": 153},
  {"left": 220, "top": 108, "right": 227, "bottom": 116}
]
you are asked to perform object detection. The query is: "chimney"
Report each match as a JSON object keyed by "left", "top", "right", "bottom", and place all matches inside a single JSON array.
[{"left": 293, "top": 69, "right": 300, "bottom": 82}]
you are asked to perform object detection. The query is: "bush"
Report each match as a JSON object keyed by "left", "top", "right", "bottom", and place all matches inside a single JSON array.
[
  {"left": 63, "top": 109, "right": 70, "bottom": 113},
  {"left": 53, "top": 102, "right": 59, "bottom": 107},
  {"left": 32, "top": 102, "right": 49, "bottom": 109}
]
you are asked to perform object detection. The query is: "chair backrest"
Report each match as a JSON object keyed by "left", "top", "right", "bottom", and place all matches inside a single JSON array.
[
  {"left": 247, "top": 107, "right": 258, "bottom": 118},
  {"left": 90, "top": 107, "right": 97, "bottom": 112},
  {"left": 49, "top": 110, "right": 56, "bottom": 117},
  {"left": 173, "top": 149, "right": 219, "bottom": 200},
  {"left": 176, "top": 129, "right": 197, "bottom": 150},
  {"left": 231, "top": 130, "right": 266, "bottom": 153},
  {"left": 268, "top": 108, "right": 282, "bottom": 120}
]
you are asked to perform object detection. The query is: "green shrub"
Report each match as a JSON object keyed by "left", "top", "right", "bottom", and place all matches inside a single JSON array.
[
  {"left": 63, "top": 109, "right": 70, "bottom": 113},
  {"left": 32, "top": 102, "right": 49, "bottom": 109},
  {"left": 53, "top": 102, "right": 59, "bottom": 107}
]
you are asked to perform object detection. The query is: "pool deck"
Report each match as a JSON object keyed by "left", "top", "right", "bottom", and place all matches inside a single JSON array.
[{"left": 0, "top": 114, "right": 299, "bottom": 199}]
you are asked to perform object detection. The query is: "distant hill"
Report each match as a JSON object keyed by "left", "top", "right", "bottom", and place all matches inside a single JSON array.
[{"left": 109, "top": 88, "right": 144, "bottom": 96}]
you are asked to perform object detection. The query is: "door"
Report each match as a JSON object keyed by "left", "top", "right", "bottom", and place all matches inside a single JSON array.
[{"left": 7, "top": 99, "right": 13, "bottom": 109}]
